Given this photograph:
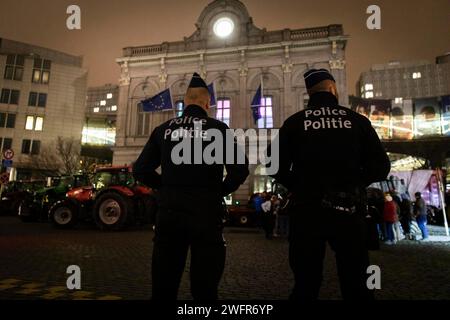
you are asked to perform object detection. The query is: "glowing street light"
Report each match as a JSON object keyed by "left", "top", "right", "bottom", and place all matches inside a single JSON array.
[{"left": 213, "top": 17, "right": 234, "bottom": 38}]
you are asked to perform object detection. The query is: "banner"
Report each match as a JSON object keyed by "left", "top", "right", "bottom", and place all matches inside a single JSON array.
[
  {"left": 391, "top": 99, "right": 414, "bottom": 140},
  {"left": 350, "top": 97, "right": 391, "bottom": 139},
  {"left": 414, "top": 97, "right": 441, "bottom": 136},
  {"left": 441, "top": 95, "right": 450, "bottom": 136}
]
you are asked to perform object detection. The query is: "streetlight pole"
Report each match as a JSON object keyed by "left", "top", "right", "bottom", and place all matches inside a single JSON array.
[{"left": 437, "top": 168, "right": 449, "bottom": 237}]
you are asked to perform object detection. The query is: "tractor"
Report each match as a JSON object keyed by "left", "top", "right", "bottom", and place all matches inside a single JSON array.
[
  {"left": 48, "top": 166, "right": 157, "bottom": 231},
  {"left": 18, "top": 175, "right": 88, "bottom": 222}
]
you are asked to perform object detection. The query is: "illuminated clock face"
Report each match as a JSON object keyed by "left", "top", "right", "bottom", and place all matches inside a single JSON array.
[{"left": 213, "top": 17, "right": 234, "bottom": 38}]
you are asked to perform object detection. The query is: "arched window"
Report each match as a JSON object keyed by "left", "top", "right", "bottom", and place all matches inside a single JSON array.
[
  {"left": 137, "top": 103, "right": 150, "bottom": 136},
  {"left": 216, "top": 98, "right": 230, "bottom": 126},
  {"left": 257, "top": 96, "right": 273, "bottom": 129},
  {"left": 253, "top": 165, "right": 272, "bottom": 193},
  {"left": 303, "top": 93, "right": 309, "bottom": 109},
  {"left": 175, "top": 100, "right": 184, "bottom": 117}
]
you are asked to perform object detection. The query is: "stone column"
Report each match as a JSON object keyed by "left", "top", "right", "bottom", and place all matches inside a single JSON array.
[
  {"left": 116, "top": 61, "right": 131, "bottom": 148},
  {"left": 238, "top": 50, "right": 249, "bottom": 129},
  {"left": 329, "top": 58, "right": 347, "bottom": 105},
  {"left": 282, "top": 64, "right": 293, "bottom": 123}
]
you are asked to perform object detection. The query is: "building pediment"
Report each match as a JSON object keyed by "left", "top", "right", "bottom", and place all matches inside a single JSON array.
[
  {"left": 185, "top": 0, "right": 263, "bottom": 48},
  {"left": 121, "top": 0, "right": 345, "bottom": 58}
]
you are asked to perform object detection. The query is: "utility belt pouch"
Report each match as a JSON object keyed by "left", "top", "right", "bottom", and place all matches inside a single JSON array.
[{"left": 321, "top": 191, "right": 358, "bottom": 214}]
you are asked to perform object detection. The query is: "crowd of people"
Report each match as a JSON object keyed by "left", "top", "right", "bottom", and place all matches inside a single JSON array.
[
  {"left": 379, "top": 191, "right": 430, "bottom": 244},
  {"left": 250, "top": 189, "right": 431, "bottom": 244},
  {"left": 250, "top": 191, "right": 291, "bottom": 239}
]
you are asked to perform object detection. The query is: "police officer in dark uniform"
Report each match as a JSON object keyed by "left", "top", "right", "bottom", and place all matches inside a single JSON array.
[
  {"left": 133, "top": 73, "right": 249, "bottom": 300},
  {"left": 271, "top": 69, "right": 390, "bottom": 300}
]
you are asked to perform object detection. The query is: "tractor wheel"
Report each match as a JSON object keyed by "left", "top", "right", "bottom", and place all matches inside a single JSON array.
[
  {"left": 94, "top": 192, "right": 131, "bottom": 231},
  {"left": 49, "top": 201, "right": 78, "bottom": 229},
  {"left": 239, "top": 215, "right": 249, "bottom": 226}
]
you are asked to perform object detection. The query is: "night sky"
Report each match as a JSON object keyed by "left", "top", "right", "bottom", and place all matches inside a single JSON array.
[{"left": 1, "top": 0, "right": 449, "bottom": 94}]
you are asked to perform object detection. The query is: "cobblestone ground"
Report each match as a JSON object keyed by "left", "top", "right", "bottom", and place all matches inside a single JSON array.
[{"left": 0, "top": 216, "right": 449, "bottom": 300}]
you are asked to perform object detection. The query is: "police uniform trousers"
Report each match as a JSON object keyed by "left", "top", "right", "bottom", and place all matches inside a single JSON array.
[
  {"left": 288, "top": 203, "right": 374, "bottom": 300},
  {"left": 152, "top": 187, "right": 226, "bottom": 300}
]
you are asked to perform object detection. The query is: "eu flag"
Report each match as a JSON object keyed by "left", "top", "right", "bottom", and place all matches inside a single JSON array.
[
  {"left": 251, "top": 85, "right": 262, "bottom": 124},
  {"left": 208, "top": 83, "right": 216, "bottom": 107},
  {"left": 141, "top": 88, "right": 173, "bottom": 112}
]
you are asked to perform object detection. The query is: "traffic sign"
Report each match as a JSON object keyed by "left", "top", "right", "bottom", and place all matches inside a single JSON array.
[
  {"left": 2, "top": 159, "right": 13, "bottom": 168},
  {"left": 3, "top": 149, "right": 14, "bottom": 160},
  {"left": 0, "top": 172, "right": 9, "bottom": 184}
]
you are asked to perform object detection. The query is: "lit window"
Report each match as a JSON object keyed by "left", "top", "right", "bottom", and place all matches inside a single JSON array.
[
  {"left": 365, "top": 84, "right": 373, "bottom": 91},
  {"left": 365, "top": 92, "right": 374, "bottom": 99},
  {"left": 303, "top": 93, "right": 309, "bottom": 109},
  {"left": 412, "top": 72, "right": 422, "bottom": 79},
  {"left": 93, "top": 107, "right": 100, "bottom": 113},
  {"left": 395, "top": 97, "right": 403, "bottom": 104},
  {"left": 41, "top": 71, "right": 50, "bottom": 84},
  {"left": 216, "top": 98, "right": 231, "bottom": 126},
  {"left": 31, "top": 58, "right": 51, "bottom": 84},
  {"left": 100, "top": 100, "right": 106, "bottom": 106},
  {"left": 175, "top": 101, "right": 184, "bottom": 117},
  {"left": 35, "top": 117, "right": 43, "bottom": 131},
  {"left": 106, "top": 93, "right": 113, "bottom": 99},
  {"left": 25, "top": 116, "right": 34, "bottom": 130},
  {"left": 111, "top": 105, "right": 117, "bottom": 111},
  {"left": 257, "top": 96, "right": 273, "bottom": 129},
  {"left": 360, "top": 86, "right": 364, "bottom": 94}
]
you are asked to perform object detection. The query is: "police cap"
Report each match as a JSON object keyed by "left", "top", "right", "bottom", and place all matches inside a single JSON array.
[
  {"left": 188, "top": 72, "right": 208, "bottom": 89},
  {"left": 304, "top": 69, "right": 335, "bottom": 89}
]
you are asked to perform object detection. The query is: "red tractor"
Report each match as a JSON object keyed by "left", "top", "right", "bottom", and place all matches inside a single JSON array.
[{"left": 48, "top": 166, "right": 157, "bottom": 231}]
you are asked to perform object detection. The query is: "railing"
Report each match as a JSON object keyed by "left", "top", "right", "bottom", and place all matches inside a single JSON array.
[
  {"left": 122, "top": 24, "right": 344, "bottom": 57},
  {"left": 123, "top": 45, "right": 164, "bottom": 57},
  {"left": 290, "top": 28, "right": 328, "bottom": 40},
  {"left": 290, "top": 25, "right": 342, "bottom": 41}
]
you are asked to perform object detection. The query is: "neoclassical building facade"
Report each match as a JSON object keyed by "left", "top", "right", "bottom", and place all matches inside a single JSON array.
[{"left": 113, "top": 0, "right": 348, "bottom": 203}]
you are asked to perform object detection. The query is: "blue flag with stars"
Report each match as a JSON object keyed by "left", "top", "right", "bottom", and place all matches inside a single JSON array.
[
  {"left": 208, "top": 83, "right": 216, "bottom": 107},
  {"left": 251, "top": 85, "right": 262, "bottom": 124},
  {"left": 141, "top": 88, "right": 173, "bottom": 112}
]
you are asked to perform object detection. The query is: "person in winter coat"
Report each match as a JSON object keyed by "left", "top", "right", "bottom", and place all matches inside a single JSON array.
[{"left": 383, "top": 194, "right": 399, "bottom": 244}]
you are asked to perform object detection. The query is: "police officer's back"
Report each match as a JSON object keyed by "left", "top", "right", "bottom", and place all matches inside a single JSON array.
[
  {"left": 272, "top": 69, "right": 390, "bottom": 300},
  {"left": 133, "top": 73, "right": 249, "bottom": 300}
]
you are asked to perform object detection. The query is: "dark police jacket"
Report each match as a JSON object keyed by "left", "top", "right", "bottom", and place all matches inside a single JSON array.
[
  {"left": 271, "top": 92, "right": 390, "bottom": 203},
  {"left": 133, "top": 104, "right": 249, "bottom": 199}
]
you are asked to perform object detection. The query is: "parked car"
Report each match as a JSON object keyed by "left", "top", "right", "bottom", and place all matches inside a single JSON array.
[
  {"left": 18, "top": 175, "right": 89, "bottom": 222},
  {"left": 48, "top": 166, "right": 157, "bottom": 231}
]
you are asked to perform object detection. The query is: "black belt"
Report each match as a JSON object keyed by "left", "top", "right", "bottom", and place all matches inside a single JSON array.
[{"left": 321, "top": 199, "right": 357, "bottom": 214}]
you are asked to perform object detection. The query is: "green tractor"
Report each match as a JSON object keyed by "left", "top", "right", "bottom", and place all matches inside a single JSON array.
[{"left": 18, "top": 174, "right": 89, "bottom": 222}]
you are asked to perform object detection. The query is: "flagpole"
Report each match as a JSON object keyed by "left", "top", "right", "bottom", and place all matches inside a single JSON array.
[
  {"left": 260, "top": 74, "right": 264, "bottom": 102},
  {"left": 436, "top": 168, "right": 450, "bottom": 236}
]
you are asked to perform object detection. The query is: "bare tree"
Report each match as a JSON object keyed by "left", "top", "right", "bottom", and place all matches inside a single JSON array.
[
  {"left": 29, "top": 143, "right": 60, "bottom": 177},
  {"left": 55, "top": 136, "right": 82, "bottom": 175},
  {"left": 30, "top": 137, "right": 81, "bottom": 176}
]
